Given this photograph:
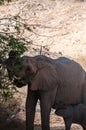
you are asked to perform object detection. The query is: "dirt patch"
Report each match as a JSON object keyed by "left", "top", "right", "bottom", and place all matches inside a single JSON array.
[
  {"left": 0, "top": 87, "right": 83, "bottom": 130},
  {"left": 0, "top": 0, "right": 86, "bottom": 58}
]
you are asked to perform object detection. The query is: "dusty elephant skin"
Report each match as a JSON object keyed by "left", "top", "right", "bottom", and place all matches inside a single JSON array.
[
  {"left": 55, "top": 104, "right": 86, "bottom": 130},
  {"left": 5, "top": 51, "right": 86, "bottom": 130}
]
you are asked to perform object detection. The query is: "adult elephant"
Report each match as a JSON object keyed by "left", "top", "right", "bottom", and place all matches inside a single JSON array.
[{"left": 5, "top": 51, "right": 86, "bottom": 130}]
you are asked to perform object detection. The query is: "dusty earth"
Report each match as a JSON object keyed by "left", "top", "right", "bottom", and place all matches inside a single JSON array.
[
  {"left": 0, "top": 0, "right": 86, "bottom": 130},
  {"left": 0, "top": 87, "right": 83, "bottom": 130},
  {"left": 0, "top": 0, "right": 86, "bottom": 58}
]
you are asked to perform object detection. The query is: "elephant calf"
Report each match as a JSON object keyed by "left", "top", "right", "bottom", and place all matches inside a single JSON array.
[{"left": 55, "top": 104, "right": 86, "bottom": 130}]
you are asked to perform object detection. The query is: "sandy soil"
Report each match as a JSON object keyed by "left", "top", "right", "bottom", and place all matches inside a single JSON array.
[
  {"left": 0, "top": 0, "right": 86, "bottom": 58},
  {"left": 0, "top": 0, "right": 86, "bottom": 130}
]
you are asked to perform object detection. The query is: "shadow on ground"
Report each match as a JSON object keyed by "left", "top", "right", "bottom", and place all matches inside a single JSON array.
[
  {"left": 0, "top": 106, "right": 61, "bottom": 130},
  {"left": 0, "top": 103, "right": 25, "bottom": 130},
  {"left": 0, "top": 119, "right": 25, "bottom": 130},
  {"left": 0, "top": 120, "right": 64, "bottom": 130},
  {"left": 35, "top": 125, "right": 64, "bottom": 130},
  {"left": 0, "top": 96, "right": 25, "bottom": 130},
  {"left": 0, "top": 107, "right": 63, "bottom": 130}
]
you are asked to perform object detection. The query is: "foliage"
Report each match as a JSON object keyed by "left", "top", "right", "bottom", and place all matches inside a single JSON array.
[
  {"left": 0, "top": 0, "right": 12, "bottom": 5},
  {"left": 0, "top": 88, "right": 15, "bottom": 101},
  {"left": 0, "top": 8, "right": 50, "bottom": 101},
  {"left": 0, "top": 15, "right": 33, "bottom": 101}
]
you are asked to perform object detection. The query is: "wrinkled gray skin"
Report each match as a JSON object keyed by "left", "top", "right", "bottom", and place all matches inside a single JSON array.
[
  {"left": 5, "top": 51, "right": 86, "bottom": 130},
  {"left": 55, "top": 104, "right": 86, "bottom": 130}
]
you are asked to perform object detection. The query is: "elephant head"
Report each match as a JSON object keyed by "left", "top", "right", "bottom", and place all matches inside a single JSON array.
[
  {"left": 5, "top": 50, "right": 23, "bottom": 80},
  {"left": 5, "top": 51, "right": 36, "bottom": 87},
  {"left": 5, "top": 51, "right": 58, "bottom": 90}
]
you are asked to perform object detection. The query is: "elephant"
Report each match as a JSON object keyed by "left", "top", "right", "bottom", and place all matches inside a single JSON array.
[
  {"left": 5, "top": 50, "right": 86, "bottom": 130},
  {"left": 55, "top": 103, "right": 86, "bottom": 130}
]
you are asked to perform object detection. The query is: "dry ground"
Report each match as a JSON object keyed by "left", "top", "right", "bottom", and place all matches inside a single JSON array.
[
  {"left": 0, "top": 87, "right": 83, "bottom": 130},
  {"left": 0, "top": 0, "right": 86, "bottom": 58},
  {"left": 0, "top": 0, "right": 86, "bottom": 130}
]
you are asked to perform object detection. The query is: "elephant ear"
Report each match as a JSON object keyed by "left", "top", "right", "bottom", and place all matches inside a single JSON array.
[{"left": 30, "top": 62, "right": 58, "bottom": 91}]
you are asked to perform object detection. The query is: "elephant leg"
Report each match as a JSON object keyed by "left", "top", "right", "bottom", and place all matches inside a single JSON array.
[
  {"left": 26, "top": 90, "right": 38, "bottom": 130},
  {"left": 40, "top": 99, "right": 51, "bottom": 130},
  {"left": 40, "top": 91, "right": 55, "bottom": 130},
  {"left": 63, "top": 117, "right": 72, "bottom": 130}
]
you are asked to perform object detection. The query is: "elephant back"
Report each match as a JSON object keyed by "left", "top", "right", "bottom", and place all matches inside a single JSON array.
[
  {"left": 56, "top": 57, "right": 72, "bottom": 63},
  {"left": 54, "top": 57, "right": 86, "bottom": 105}
]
